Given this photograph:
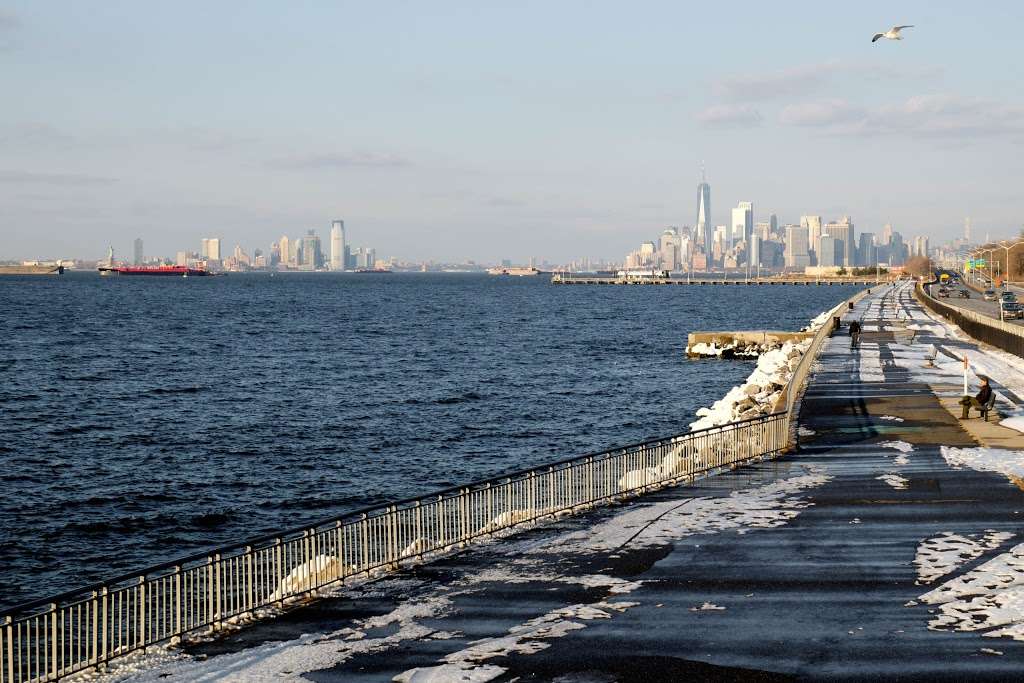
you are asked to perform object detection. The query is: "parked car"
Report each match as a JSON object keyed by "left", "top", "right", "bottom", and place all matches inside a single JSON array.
[
  {"left": 1001, "top": 302, "right": 1024, "bottom": 320},
  {"left": 984, "top": 289, "right": 997, "bottom": 301},
  {"left": 958, "top": 289, "right": 971, "bottom": 299}
]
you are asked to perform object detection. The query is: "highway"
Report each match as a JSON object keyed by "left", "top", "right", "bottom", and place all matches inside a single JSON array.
[{"left": 932, "top": 276, "right": 1024, "bottom": 327}]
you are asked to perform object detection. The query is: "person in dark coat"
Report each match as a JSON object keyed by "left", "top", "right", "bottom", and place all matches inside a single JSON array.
[
  {"left": 971, "top": 376, "right": 993, "bottom": 409},
  {"left": 849, "top": 319, "right": 862, "bottom": 349}
]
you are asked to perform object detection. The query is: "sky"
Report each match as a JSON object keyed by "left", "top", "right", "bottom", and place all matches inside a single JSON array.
[{"left": 2, "top": 1, "right": 1024, "bottom": 262}]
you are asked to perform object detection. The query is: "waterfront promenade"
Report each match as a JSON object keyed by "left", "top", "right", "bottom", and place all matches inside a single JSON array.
[{"left": 108, "top": 284, "right": 1024, "bottom": 681}]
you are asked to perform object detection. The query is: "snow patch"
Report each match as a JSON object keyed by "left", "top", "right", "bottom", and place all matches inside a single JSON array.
[
  {"left": 914, "top": 531, "right": 1014, "bottom": 584},
  {"left": 940, "top": 447, "right": 1024, "bottom": 480},
  {"left": 880, "top": 440, "right": 914, "bottom": 453},
  {"left": 876, "top": 473, "right": 908, "bottom": 490}
]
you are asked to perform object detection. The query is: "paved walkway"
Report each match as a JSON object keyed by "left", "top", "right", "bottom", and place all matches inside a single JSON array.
[{"left": 115, "top": 284, "right": 1024, "bottom": 682}]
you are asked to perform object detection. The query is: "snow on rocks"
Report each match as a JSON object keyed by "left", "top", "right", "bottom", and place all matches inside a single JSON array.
[
  {"left": 689, "top": 338, "right": 812, "bottom": 431},
  {"left": 686, "top": 340, "right": 765, "bottom": 359},
  {"left": 914, "top": 531, "right": 1014, "bottom": 584}
]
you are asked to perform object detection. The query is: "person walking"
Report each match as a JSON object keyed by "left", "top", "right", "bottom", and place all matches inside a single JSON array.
[{"left": 849, "top": 319, "right": 862, "bottom": 349}]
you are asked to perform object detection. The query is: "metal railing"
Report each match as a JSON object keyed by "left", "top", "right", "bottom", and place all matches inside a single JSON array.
[
  {"left": 917, "top": 283, "right": 1024, "bottom": 359},
  {"left": 0, "top": 412, "right": 789, "bottom": 682}
]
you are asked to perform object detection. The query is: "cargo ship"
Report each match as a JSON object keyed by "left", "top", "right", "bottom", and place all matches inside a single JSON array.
[
  {"left": 0, "top": 264, "right": 64, "bottom": 275},
  {"left": 98, "top": 265, "right": 210, "bottom": 277}
]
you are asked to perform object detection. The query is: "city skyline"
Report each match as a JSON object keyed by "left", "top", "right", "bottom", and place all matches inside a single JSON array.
[{"left": 3, "top": 2, "right": 1024, "bottom": 261}]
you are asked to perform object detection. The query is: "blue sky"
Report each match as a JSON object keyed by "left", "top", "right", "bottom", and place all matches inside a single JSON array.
[{"left": 2, "top": 1, "right": 1023, "bottom": 261}]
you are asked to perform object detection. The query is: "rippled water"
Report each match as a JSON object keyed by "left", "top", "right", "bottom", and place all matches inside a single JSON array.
[{"left": 0, "top": 273, "right": 860, "bottom": 608}]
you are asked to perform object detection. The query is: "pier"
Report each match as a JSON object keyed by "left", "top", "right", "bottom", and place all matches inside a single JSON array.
[
  {"left": 8, "top": 283, "right": 1024, "bottom": 681},
  {"left": 551, "top": 273, "right": 889, "bottom": 286}
]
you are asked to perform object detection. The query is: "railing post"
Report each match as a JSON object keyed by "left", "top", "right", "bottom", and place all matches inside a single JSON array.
[
  {"left": 49, "top": 603, "right": 58, "bottom": 680},
  {"left": 3, "top": 615, "right": 12, "bottom": 683},
  {"left": 335, "top": 521, "right": 345, "bottom": 581},
  {"left": 138, "top": 576, "right": 146, "bottom": 650},
  {"left": 245, "top": 548, "right": 254, "bottom": 613},
  {"left": 172, "top": 567, "right": 181, "bottom": 645},
  {"left": 360, "top": 514, "right": 369, "bottom": 574},
  {"left": 529, "top": 472, "right": 537, "bottom": 519},
  {"left": 206, "top": 556, "right": 215, "bottom": 632},
  {"left": 414, "top": 502, "right": 424, "bottom": 560},
  {"left": 99, "top": 587, "right": 108, "bottom": 672},
  {"left": 274, "top": 539, "right": 284, "bottom": 608}
]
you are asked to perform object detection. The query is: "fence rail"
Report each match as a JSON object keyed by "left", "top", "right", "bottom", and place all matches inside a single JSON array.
[
  {"left": 1, "top": 412, "right": 789, "bottom": 682},
  {"left": 917, "top": 283, "right": 1024, "bottom": 359}
]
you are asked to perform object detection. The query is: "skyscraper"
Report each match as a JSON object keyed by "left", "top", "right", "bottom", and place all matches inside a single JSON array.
[
  {"left": 858, "top": 232, "right": 876, "bottom": 267},
  {"left": 696, "top": 168, "right": 712, "bottom": 259},
  {"left": 300, "top": 230, "right": 320, "bottom": 271},
  {"left": 817, "top": 235, "right": 838, "bottom": 267},
  {"left": 800, "top": 216, "right": 822, "bottom": 264},
  {"left": 784, "top": 225, "right": 810, "bottom": 268},
  {"left": 731, "top": 202, "right": 752, "bottom": 253},
  {"left": 201, "top": 238, "right": 221, "bottom": 261},
  {"left": 824, "top": 216, "right": 854, "bottom": 267},
  {"left": 133, "top": 238, "right": 143, "bottom": 265},
  {"left": 330, "top": 220, "right": 346, "bottom": 271},
  {"left": 278, "top": 235, "right": 290, "bottom": 269}
]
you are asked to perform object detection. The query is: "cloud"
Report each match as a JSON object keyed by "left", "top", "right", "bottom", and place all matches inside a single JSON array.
[
  {"left": 696, "top": 104, "right": 762, "bottom": 128},
  {"left": 780, "top": 94, "right": 1024, "bottom": 140},
  {"left": 0, "top": 171, "right": 118, "bottom": 186},
  {"left": 268, "top": 152, "right": 412, "bottom": 170},
  {"left": 713, "top": 61, "right": 943, "bottom": 102}
]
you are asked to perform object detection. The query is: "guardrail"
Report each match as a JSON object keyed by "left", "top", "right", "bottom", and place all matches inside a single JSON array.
[
  {"left": 916, "top": 282, "right": 1024, "bottom": 359},
  {"left": 0, "top": 412, "right": 789, "bottom": 682}
]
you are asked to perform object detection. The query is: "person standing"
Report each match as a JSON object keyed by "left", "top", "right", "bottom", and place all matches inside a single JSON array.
[{"left": 849, "top": 319, "right": 862, "bottom": 349}]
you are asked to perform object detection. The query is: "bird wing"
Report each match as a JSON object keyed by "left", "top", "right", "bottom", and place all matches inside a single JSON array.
[
  {"left": 893, "top": 25, "right": 913, "bottom": 31},
  {"left": 872, "top": 33, "right": 884, "bottom": 42}
]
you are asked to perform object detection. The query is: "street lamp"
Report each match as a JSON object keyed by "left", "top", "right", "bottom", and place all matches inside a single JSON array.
[{"left": 996, "top": 239, "right": 1024, "bottom": 287}]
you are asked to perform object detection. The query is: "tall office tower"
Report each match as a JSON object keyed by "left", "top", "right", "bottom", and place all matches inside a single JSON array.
[
  {"left": 201, "top": 238, "right": 221, "bottom": 261},
  {"left": 784, "top": 224, "right": 809, "bottom": 268},
  {"left": 659, "top": 227, "right": 680, "bottom": 271},
  {"left": 964, "top": 217, "right": 971, "bottom": 243},
  {"left": 330, "top": 220, "right": 346, "bottom": 271},
  {"left": 696, "top": 168, "right": 712, "bottom": 257},
  {"left": 889, "top": 232, "right": 906, "bottom": 265},
  {"left": 768, "top": 213, "right": 778, "bottom": 236},
  {"left": 278, "top": 236, "right": 290, "bottom": 268},
  {"left": 824, "top": 216, "right": 854, "bottom": 266},
  {"left": 300, "top": 230, "right": 320, "bottom": 271},
  {"left": 858, "top": 232, "right": 876, "bottom": 267},
  {"left": 731, "top": 202, "right": 753, "bottom": 252},
  {"left": 749, "top": 233, "right": 761, "bottom": 268},
  {"left": 817, "top": 235, "right": 838, "bottom": 267},
  {"left": 880, "top": 223, "right": 894, "bottom": 246},
  {"left": 913, "top": 235, "right": 930, "bottom": 259},
  {"left": 133, "top": 238, "right": 143, "bottom": 265},
  {"left": 367, "top": 247, "right": 377, "bottom": 268},
  {"left": 755, "top": 221, "right": 771, "bottom": 241},
  {"left": 800, "top": 216, "right": 823, "bottom": 263}
]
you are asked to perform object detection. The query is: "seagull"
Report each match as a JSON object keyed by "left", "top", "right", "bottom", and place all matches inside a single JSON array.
[{"left": 872, "top": 25, "right": 913, "bottom": 42}]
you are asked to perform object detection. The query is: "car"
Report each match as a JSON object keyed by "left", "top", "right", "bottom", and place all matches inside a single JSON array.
[
  {"left": 937, "top": 287, "right": 950, "bottom": 298},
  {"left": 984, "top": 289, "right": 997, "bottom": 301},
  {"left": 1000, "top": 291, "right": 1017, "bottom": 303},
  {"left": 1001, "top": 302, "right": 1024, "bottom": 320},
  {"left": 958, "top": 289, "right": 970, "bottom": 299}
]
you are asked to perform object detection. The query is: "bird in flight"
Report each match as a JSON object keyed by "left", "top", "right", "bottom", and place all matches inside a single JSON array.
[{"left": 872, "top": 25, "right": 914, "bottom": 43}]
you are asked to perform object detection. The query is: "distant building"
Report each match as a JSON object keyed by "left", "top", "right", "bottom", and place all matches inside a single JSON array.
[
  {"left": 696, "top": 170, "right": 712, "bottom": 258},
  {"left": 659, "top": 227, "right": 681, "bottom": 271},
  {"left": 175, "top": 251, "right": 189, "bottom": 266},
  {"left": 801, "top": 215, "right": 823, "bottom": 264},
  {"left": 785, "top": 225, "right": 810, "bottom": 268},
  {"left": 913, "top": 235, "right": 930, "bottom": 259},
  {"left": 278, "top": 235, "right": 291, "bottom": 268},
  {"left": 300, "top": 230, "right": 321, "bottom": 271},
  {"left": 201, "top": 238, "right": 221, "bottom": 262},
  {"left": 731, "top": 202, "right": 753, "bottom": 253},
  {"left": 133, "top": 238, "right": 143, "bottom": 265},
  {"left": 818, "top": 235, "right": 838, "bottom": 267},
  {"left": 330, "top": 220, "right": 346, "bottom": 271},
  {"left": 824, "top": 216, "right": 854, "bottom": 267},
  {"left": 858, "top": 232, "right": 876, "bottom": 267}
]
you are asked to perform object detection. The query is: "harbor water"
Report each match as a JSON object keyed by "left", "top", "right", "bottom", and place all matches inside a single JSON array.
[{"left": 0, "top": 273, "right": 861, "bottom": 608}]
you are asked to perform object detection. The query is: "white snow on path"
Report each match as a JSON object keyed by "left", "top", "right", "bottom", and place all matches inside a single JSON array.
[
  {"left": 914, "top": 531, "right": 1014, "bottom": 584},
  {"left": 543, "top": 468, "right": 831, "bottom": 554},
  {"left": 880, "top": 440, "right": 914, "bottom": 454},
  {"left": 876, "top": 473, "right": 908, "bottom": 490},
  {"left": 920, "top": 542, "right": 1024, "bottom": 640},
  {"left": 940, "top": 446, "right": 1024, "bottom": 480},
  {"left": 879, "top": 415, "right": 905, "bottom": 422}
]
